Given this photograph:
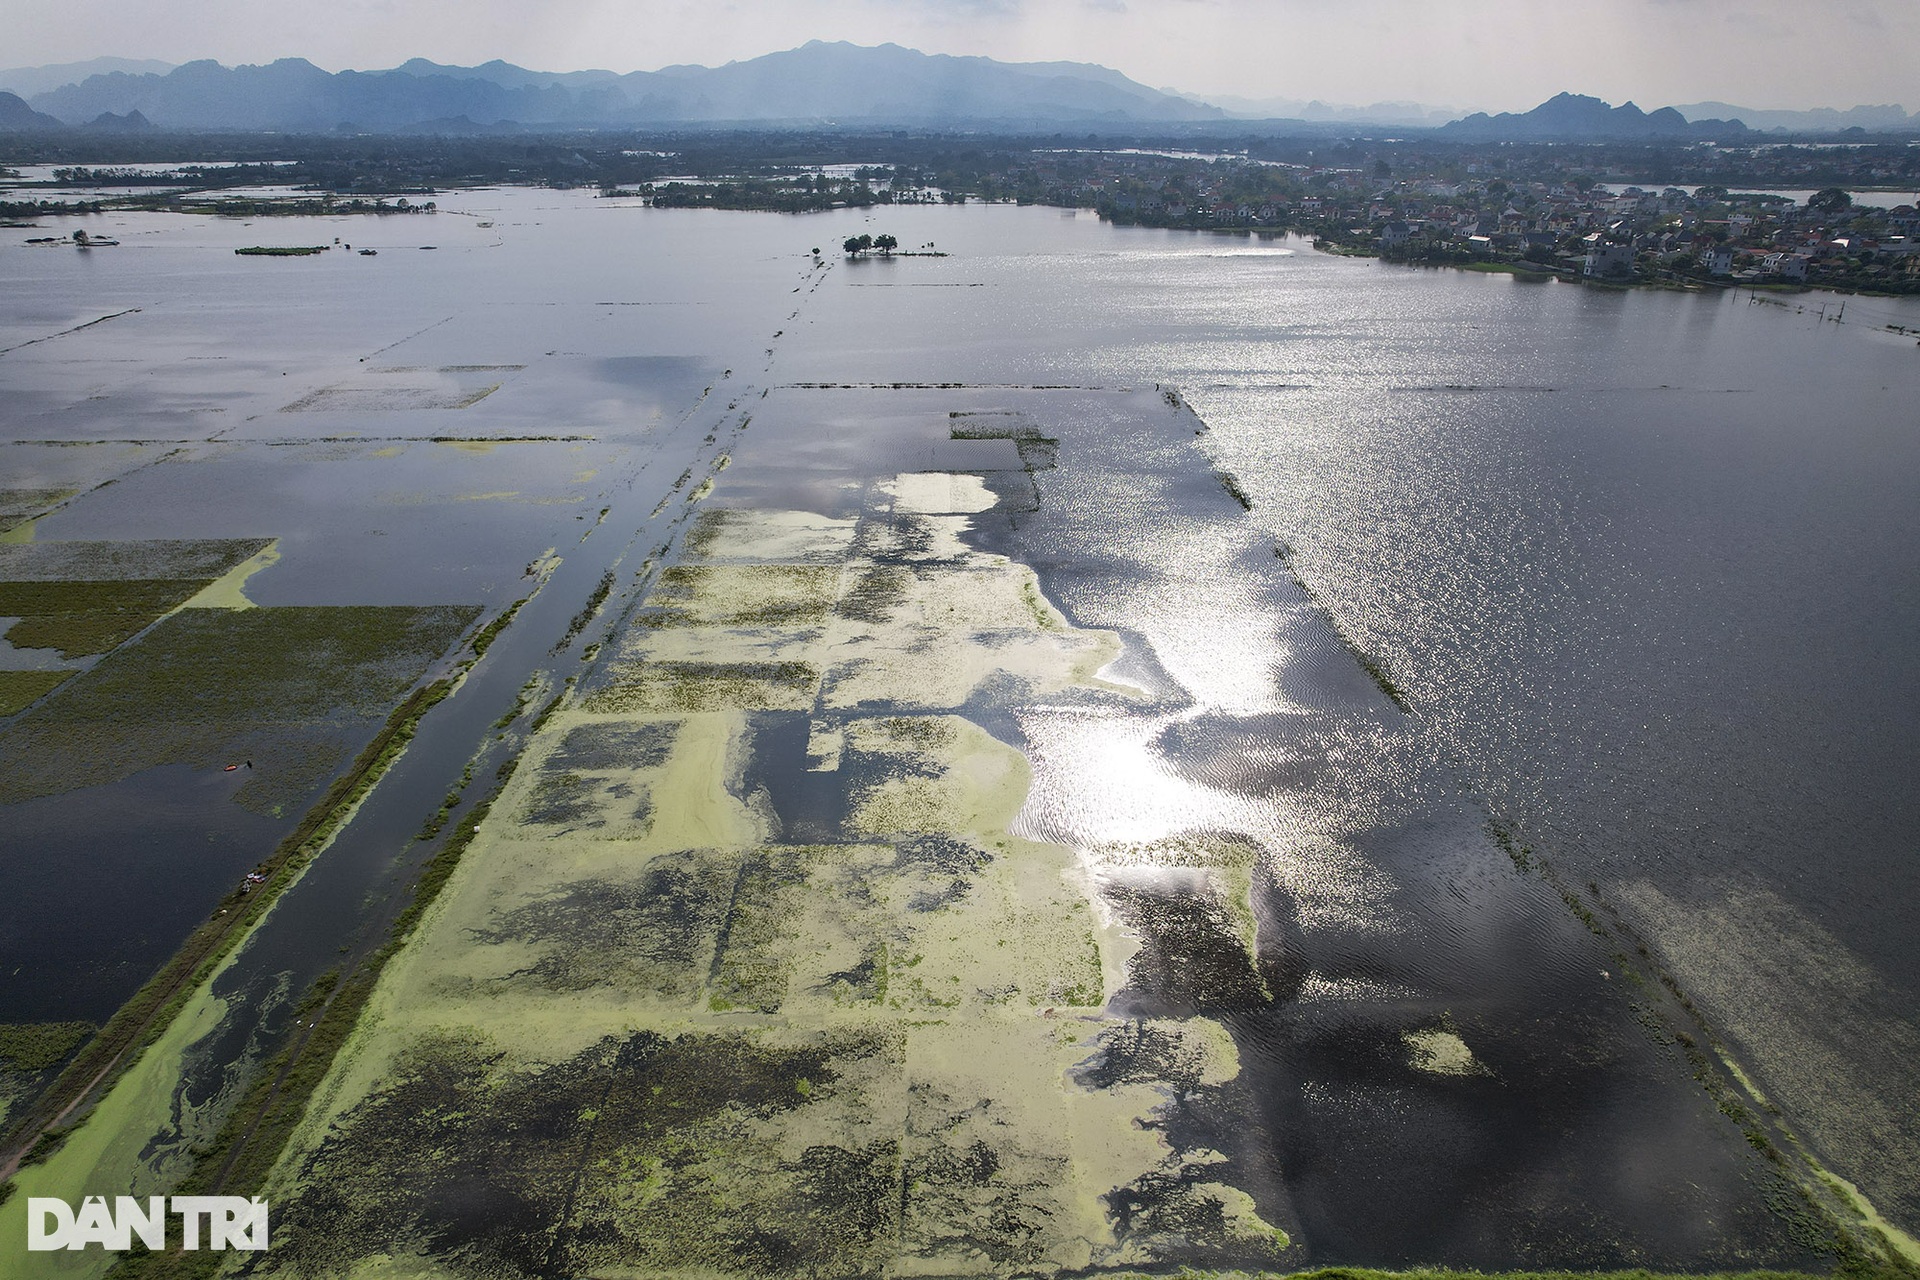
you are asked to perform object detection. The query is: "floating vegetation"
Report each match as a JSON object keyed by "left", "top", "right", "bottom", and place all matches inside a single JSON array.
[
  {"left": 684, "top": 508, "right": 857, "bottom": 564},
  {"left": 1405, "top": 1024, "right": 1493, "bottom": 1077}
]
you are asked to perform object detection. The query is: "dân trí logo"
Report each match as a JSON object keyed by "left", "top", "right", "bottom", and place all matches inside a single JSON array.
[{"left": 27, "top": 1196, "right": 269, "bottom": 1251}]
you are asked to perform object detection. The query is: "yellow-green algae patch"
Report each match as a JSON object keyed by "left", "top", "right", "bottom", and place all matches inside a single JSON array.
[
  {"left": 1817, "top": 1171, "right": 1920, "bottom": 1267},
  {"left": 0, "top": 958, "right": 245, "bottom": 1280},
  {"left": 819, "top": 561, "right": 1127, "bottom": 710},
  {"left": 1405, "top": 1027, "right": 1492, "bottom": 1078},
  {"left": 180, "top": 539, "right": 280, "bottom": 610},
  {"left": 258, "top": 506, "right": 1286, "bottom": 1277}
]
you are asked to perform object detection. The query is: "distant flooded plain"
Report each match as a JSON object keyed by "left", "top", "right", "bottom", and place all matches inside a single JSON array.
[{"left": 1, "top": 187, "right": 1917, "bottom": 1275}]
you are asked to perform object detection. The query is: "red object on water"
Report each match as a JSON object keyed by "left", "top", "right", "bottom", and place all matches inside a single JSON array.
[{"left": 224, "top": 764, "right": 240, "bottom": 772}]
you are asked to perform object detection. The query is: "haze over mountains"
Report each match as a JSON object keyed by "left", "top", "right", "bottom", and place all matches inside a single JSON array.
[
  {"left": 2, "top": 43, "right": 1220, "bottom": 132},
  {"left": 1, "top": 44, "right": 1915, "bottom": 137},
  {"left": 1440, "top": 93, "right": 1746, "bottom": 141}
]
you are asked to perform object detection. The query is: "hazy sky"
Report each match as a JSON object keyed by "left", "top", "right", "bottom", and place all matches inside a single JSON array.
[{"left": 9, "top": 0, "right": 1918, "bottom": 113}]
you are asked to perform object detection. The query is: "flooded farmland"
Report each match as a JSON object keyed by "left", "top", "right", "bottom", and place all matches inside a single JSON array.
[{"left": 1, "top": 190, "right": 1918, "bottom": 1277}]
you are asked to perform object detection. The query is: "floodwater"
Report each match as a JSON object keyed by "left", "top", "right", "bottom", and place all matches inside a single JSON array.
[{"left": 1, "top": 188, "right": 1917, "bottom": 1273}]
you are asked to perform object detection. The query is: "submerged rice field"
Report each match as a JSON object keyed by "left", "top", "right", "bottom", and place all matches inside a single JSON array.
[{"left": 262, "top": 480, "right": 1295, "bottom": 1275}]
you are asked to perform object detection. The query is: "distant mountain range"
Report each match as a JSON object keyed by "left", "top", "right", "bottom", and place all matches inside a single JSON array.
[
  {"left": 1440, "top": 92, "right": 1749, "bottom": 141},
  {"left": 0, "top": 91, "right": 66, "bottom": 131},
  {"left": 1671, "top": 100, "right": 1919, "bottom": 133},
  {"left": 0, "top": 56, "right": 174, "bottom": 100},
  {"left": 0, "top": 47, "right": 1913, "bottom": 138},
  {"left": 1, "top": 43, "right": 1221, "bottom": 132}
]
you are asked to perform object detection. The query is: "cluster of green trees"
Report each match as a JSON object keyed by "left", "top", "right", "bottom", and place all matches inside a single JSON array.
[{"left": 841, "top": 232, "right": 897, "bottom": 256}]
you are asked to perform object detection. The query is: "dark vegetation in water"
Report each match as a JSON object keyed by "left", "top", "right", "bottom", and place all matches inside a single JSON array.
[
  {"left": 0, "top": 577, "right": 213, "bottom": 657},
  {"left": 1217, "top": 470, "right": 1253, "bottom": 510},
  {"left": 474, "top": 855, "right": 735, "bottom": 999},
  {"left": 1074, "top": 1019, "right": 1212, "bottom": 1095},
  {"left": 548, "top": 718, "right": 679, "bottom": 771},
  {"left": 554, "top": 570, "right": 615, "bottom": 652},
  {"left": 583, "top": 659, "right": 820, "bottom": 712},
  {"left": 1272, "top": 545, "right": 1412, "bottom": 713},
  {"left": 0, "top": 486, "right": 78, "bottom": 535},
  {"left": 0, "top": 669, "right": 72, "bottom": 715},
  {"left": 466, "top": 593, "right": 527, "bottom": 660},
  {"left": 1105, "top": 884, "right": 1270, "bottom": 1015},
  {"left": 950, "top": 410, "right": 1061, "bottom": 471},
  {"left": 518, "top": 769, "right": 652, "bottom": 832},
  {"left": 0, "top": 1021, "right": 95, "bottom": 1133},
  {"left": 0, "top": 538, "right": 269, "bottom": 583},
  {"left": 0, "top": 1021, "right": 94, "bottom": 1072},
  {"left": 836, "top": 563, "right": 913, "bottom": 623},
  {"left": 0, "top": 605, "right": 479, "bottom": 815},
  {"left": 260, "top": 1027, "right": 903, "bottom": 1280},
  {"left": 897, "top": 834, "right": 992, "bottom": 912},
  {"left": 0, "top": 539, "right": 273, "bottom": 677}
]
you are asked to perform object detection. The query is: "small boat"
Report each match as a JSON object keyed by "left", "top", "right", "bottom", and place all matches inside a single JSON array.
[
  {"left": 359, "top": 248, "right": 377, "bottom": 256},
  {"left": 224, "top": 763, "right": 240, "bottom": 771}
]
